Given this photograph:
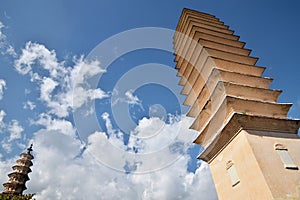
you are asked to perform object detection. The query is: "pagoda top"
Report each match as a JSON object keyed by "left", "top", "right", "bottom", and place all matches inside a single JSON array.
[{"left": 27, "top": 144, "right": 33, "bottom": 155}]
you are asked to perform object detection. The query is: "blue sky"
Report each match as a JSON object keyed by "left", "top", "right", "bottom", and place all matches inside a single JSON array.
[{"left": 0, "top": 1, "right": 299, "bottom": 199}]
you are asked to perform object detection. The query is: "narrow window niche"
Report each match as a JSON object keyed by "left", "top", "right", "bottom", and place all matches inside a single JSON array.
[
  {"left": 275, "top": 143, "right": 298, "bottom": 170},
  {"left": 226, "top": 160, "right": 240, "bottom": 187}
]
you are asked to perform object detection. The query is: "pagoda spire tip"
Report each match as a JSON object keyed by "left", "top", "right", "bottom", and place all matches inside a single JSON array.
[{"left": 27, "top": 144, "right": 33, "bottom": 155}]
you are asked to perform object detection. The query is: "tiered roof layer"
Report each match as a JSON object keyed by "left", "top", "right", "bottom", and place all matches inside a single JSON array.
[{"left": 174, "top": 8, "right": 300, "bottom": 162}]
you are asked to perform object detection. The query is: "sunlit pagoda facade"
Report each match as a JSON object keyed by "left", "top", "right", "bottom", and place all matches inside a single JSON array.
[
  {"left": 174, "top": 8, "right": 300, "bottom": 199},
  {"left": 2, "top": 145, "right": 34, "bottom": 195}
]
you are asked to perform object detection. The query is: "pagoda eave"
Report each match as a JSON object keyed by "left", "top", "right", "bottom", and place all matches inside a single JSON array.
[{"left": 197, "top": 113, "right": 300, "bottom": 163}]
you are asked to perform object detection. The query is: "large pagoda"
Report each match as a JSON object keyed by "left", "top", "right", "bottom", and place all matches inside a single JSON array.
[
  {"left": 174, "top": 8, "right": 300, "bottom": 199},
  {"left": 2, "top": 144, "right": 34, "bottom": 195}
]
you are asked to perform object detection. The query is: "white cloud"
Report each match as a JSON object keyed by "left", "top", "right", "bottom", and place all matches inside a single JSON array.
[
  {"left": 70, "top": 56, "right": 105, "bottom": 85},
  {"left": 112, "top": 89, "right": 144, "bottom": 111},
  {"left": 129, "top": 158, "right": 217, "bottom": 200},
  {"left": 73, "top": 86, "right": 108, "bottom": 110},
  {"left": 0, "top": 110, "right": 6, "bottom": 128},
  {"left": 125, "top": 90, "right": 142, "bottom": 106},
  {"left": 0, "top": 111, "right": 24, "bottom": 153},
  {"left": 101, "top": 112, "right": 114, "bottom": 135},
  {"left": 1, "top": 141, "right": 12, "bottom": 154},
  {"left": 23, "top": 100, "right": 36, "bottom": 110},
  {"left": 99, "top": 112, "right": 126, "bottom": 151},
  {"left": 0, "top": 154, "right": 13, "bottom": 182},
  {"left": 40, "top": 77, "right": 58, "bottom": 103},
  {"left": 183, "top": 163, "right": 217, "bottom": 200},
  {"left": 6, "top": 45, "right": 16, "bottom": 57},
  {"left": 0, "top": 21, "right": 16, "bottom": 57},
  {"left": 14, "top": 42, "right": 108, "bottom": 118},
  {"left": 7, "top": 120, "right": 23, "bottom": 142},
  {"left": 14, "top": 41, "right": 63, "bottom": 76},
  {"left": 33, "top": 113, "right": 76, "bottom": 137},
  {"left": 0, "top": 79, "right": 6, "bottom": 100},
  {"left": 0, "top": 110, "right": 28, "bottom": 154},
  {"left": 0, "top": 21, "right": 5, "bottom": 40}
]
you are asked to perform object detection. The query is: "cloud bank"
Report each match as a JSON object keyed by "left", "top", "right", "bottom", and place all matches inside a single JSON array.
[{"left": 24, "top": 115, "right": 217, "bottom": 200}]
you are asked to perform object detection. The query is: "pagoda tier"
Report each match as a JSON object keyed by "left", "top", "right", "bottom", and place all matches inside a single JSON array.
[
  {"left": 173, "top": 8, "right": 300, "bottom": 163},
  {"left": 12, "top": 165, "right": 32, "bottom": 174},
  {"left": 2, "top": 182, "right": 26, "bottom": 195},
  {"left": 2, "top": 145, "right": 34, "bottom": 195}
]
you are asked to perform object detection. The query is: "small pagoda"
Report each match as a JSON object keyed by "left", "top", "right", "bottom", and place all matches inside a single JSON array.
[{"left": 2, "top": 144, "right": 34, "bottom": 195}]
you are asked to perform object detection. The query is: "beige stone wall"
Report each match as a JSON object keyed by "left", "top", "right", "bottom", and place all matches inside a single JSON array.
[
  {"left": 210, "top": 130, "right": 274, "bottom": 200},
  {"left": 246, "top": 130, "right": 300, "bottom": 199},
  {"left": 210, "top": 130, "right": 300, "bottom": 200}
]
